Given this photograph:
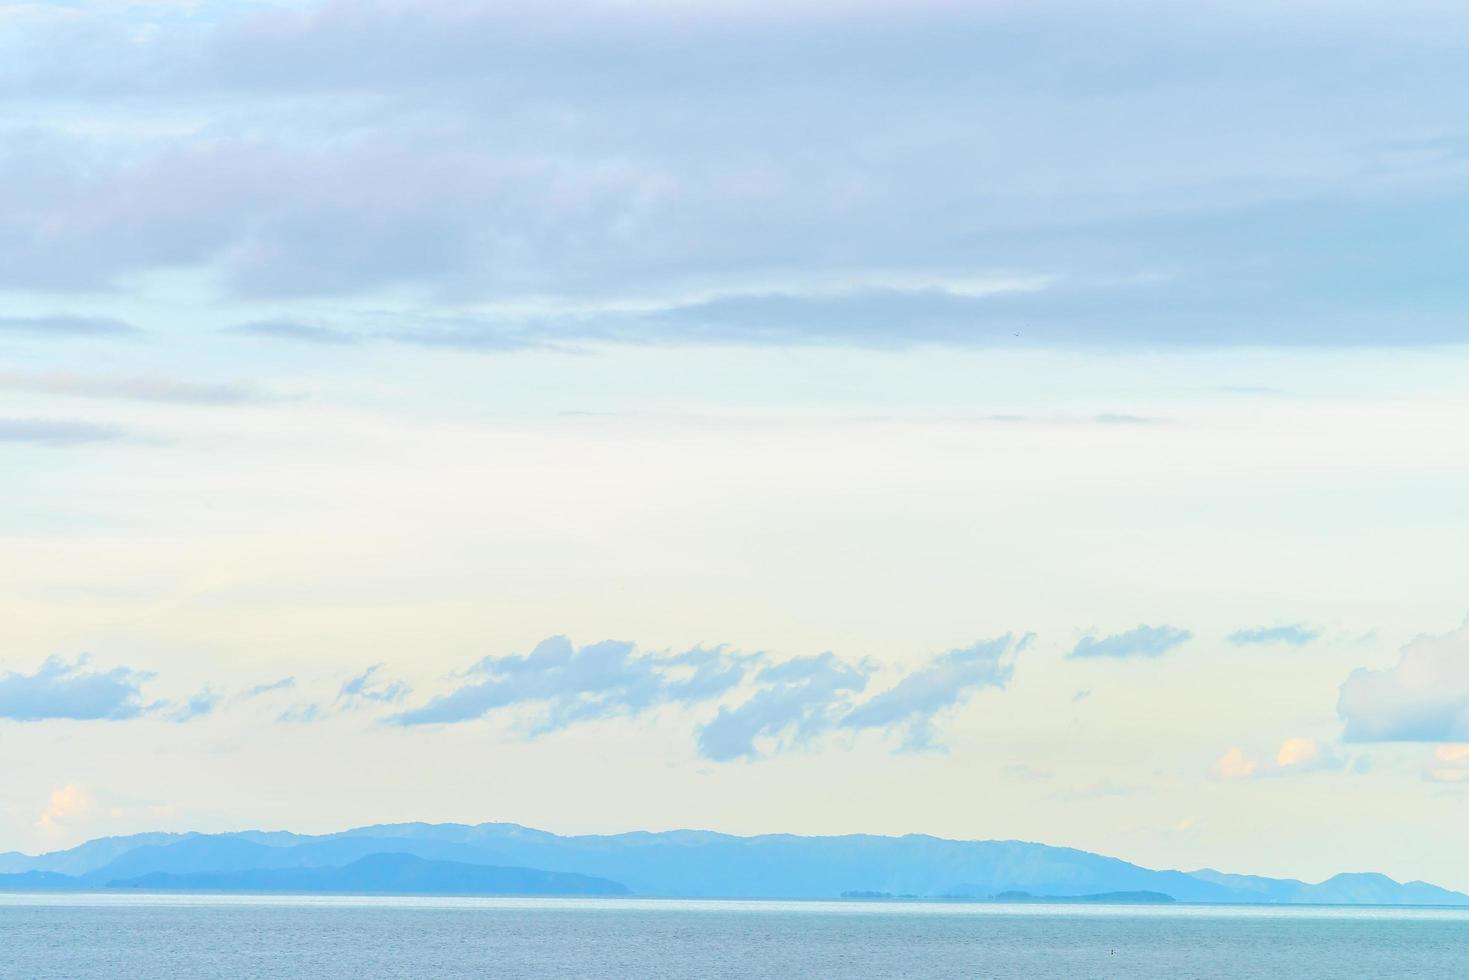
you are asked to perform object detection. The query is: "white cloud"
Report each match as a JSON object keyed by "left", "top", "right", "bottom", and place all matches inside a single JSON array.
[
  {"left": 1214, "top": 748, "right": 1259, "bottom": 781},
  {"left": 1426, "top": 744, "right": 1469, "bottom": 784},
  {"left": 1338, "top": 618, "right": 1469, "bottom": 742},
  {"left": 0, "top": 370, "right": 269, "bottom": 405},
  {"left": 1215, "top": 737, "right": 1347, "bottom": 781},
  {"left": 35, "top": 784, "right": 92, "bottom": 837}
]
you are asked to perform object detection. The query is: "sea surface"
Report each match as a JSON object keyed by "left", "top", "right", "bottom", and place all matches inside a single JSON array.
[{"left": 3, "top": 893, "right": 1468, "bottom": 979}]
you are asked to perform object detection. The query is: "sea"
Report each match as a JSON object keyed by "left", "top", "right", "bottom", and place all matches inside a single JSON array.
[{"left": 2, "top": 893, "right": 1467, "bottom": 979}]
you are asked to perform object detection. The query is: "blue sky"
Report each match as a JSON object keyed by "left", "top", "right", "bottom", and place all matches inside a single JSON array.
[{"left": 4, "top": 0, "right": 1469, "bottom": 889}]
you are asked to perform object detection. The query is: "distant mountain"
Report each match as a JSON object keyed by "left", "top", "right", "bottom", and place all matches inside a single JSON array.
[
  {"left": 1189, "top": 868, "right": 1469, "bottom": 906},
  {"left": 105, "top": 853, "right": 628, "bottom": 896},
  {"left": 2, "top": 822, "right": 1465, "bottom": 906},
  {"left": 0, "top": 832, "right": 192, "bottom": 876},
  {"left": 70, "top": 834, "right": 512, "bottom": 886}
]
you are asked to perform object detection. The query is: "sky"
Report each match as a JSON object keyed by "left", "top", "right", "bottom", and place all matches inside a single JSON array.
[{"left": 3, "top": 0, "right": 1469, "bottom": 889}]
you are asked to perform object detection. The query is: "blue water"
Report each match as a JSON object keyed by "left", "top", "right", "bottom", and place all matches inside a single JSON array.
[{"left": 3, "top": 893, "right": 1468, "bottom": 978}]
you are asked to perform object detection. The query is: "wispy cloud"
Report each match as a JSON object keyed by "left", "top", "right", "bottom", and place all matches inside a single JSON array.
[
  {"left": 1229, "top": 624, "right": 1321, "bottom": 647},
  {"left": 228, "top": 320, "right": 361, "bottom": 345},
  {"left": 1070, "top": 625, "right": 1192, "bottom": 660},
  {"left": 239, "top": 677, "right": 295, "bottom": 700},
  {"left": 696, "top": 652, "right": 873, "bottom": 762},
  {"left": 278, "top": 703, "right": 322, "bottom": 724},
  {"left": 0, "top": 418, "right": 125, "bottom": 447},
  {"left": 338, "top": 664, "right": 409, "bottom": 707},
  {"left": 391, "top": 634, "right": 1026, "bottom": 762},
  {"left": 166, "top": 690, "right": 220, "bottom": 723},
  {"left": 839, "top": 635, "right": 1027, "bottom": 751},
  {"left": 0, "top": 655, "right": 155, "bottom": 721},
  {"left": 0, "top": 371, "right": 269, "bottom": 405},
  {"left": 393, "top": 637, "right": 751, "bottom": 729},
  {"left": 0, "top": 314, "right": 138, "bottom": 337}
]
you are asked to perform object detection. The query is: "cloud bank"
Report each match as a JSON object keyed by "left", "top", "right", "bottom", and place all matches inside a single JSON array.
[{"left": 5, "top": 1, "right": 1469, "bottom": 347}]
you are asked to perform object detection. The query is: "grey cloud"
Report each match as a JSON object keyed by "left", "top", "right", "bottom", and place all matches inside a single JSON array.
[
  {"left": 0, "top": 371, "right": 268, "bottom": 405},
  {"left": 0, "top": 418, "right": 124, "bottom": 447},
  {"left": 4, "top": 2, "right": 1469, "bottom": 346},
  {"left": 0, "top": 655, "right": 155, "bottom": 721},
  {"left": 1339, "top": 620, "right": 1469, "bottom": 742},
  {"left": 1071, "top": 625, "right": 1192, "bottom": 660}
]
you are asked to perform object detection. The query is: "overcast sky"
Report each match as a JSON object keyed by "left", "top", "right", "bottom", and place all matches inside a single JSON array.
[{"left": 4, "top": 0, "right": 1469, "bottom": 889}]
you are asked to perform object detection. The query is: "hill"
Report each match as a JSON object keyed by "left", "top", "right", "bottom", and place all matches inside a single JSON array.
[{"left": 1, "top": 822, "right": 1463, "bottom": 905}]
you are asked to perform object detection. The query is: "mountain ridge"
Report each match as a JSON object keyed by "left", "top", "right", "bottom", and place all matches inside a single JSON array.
[{"left": 2, "top": 823, "right": 1464, "bottom": 906}]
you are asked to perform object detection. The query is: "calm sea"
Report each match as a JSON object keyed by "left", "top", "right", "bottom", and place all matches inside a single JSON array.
[{"left": 2, "top": 893, "right": 1467, "bottom": 979}]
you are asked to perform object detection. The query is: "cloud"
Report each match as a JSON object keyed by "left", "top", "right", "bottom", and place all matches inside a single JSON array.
[
  {"left": 1275, "top": 736, "right": 1320, "bottom": 769},
  {"left": 278, "top": 703, "right": 322, "bottom": 724},
  {"left": 390, "top": 633, "right": 1026, "bottom": 761},
  {"left": 167, "top": 690, "right": 219, "bottom": 722},
  {"left": 1215, "top": 737, "right": 1348, "bottom": 781},
  {"left": 240, "top": 677, "right": 295, "bottom": 700},
  {"left": 0, "top": 418, "right": 124, "bottom": 447},
  {"left": 1426, "top": 744, "right": 1469, "bottom": 784},
  {"left": 338, "top": 664, "right": 409, "bottom": 706},
  {"left": 394, "top": 637, "right": 752, "bottom": 729},
  {"left": 0, "top": 655, "right": 155, "bottom": 721},
  {"left": 1070, "top": 625, "right": 1192, "bottom": 660},
  {"left": 979, "top": 413, "right": 1162, "bottom": 426},
  {"left": 1272, "top": 737, "right": 1346, "bottom": 774},
  {"left": 5, "top": 2, "right": 1469, "bottom": 346},
  {"left": 838, "top": 634, "right": 1027, "bottom": 750},
  {"left": 0, "top": 314, "right": 137, "bottom": 337},
  {"left": 1229, "top": 624, "right": 1321, "bottom": 647},
  {"left": 228, "top": 319, "right": 360, "bottom": 345},
  {"left": 1214, "top": 748, "right": 1259, "bottom": 781},
  {"left": 0, "top": 371, "right": 268, "bottom": 405},
  {"left": 1338, "top": 619, "right": 1469, "bottom": 742},
  {"left": 36, "top": 784, "right": 93, "bottom": 836},
  {"left": 273, "top": 667, "right": 409, "bottom": 723},
  {"left": 697, "top": 652, "right": 873, "bottom": 762}
]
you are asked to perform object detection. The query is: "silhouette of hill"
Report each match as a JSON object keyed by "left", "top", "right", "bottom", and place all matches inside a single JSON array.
[{"left": 2, "top": 823, "right": 1464, "bottom": 905}]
